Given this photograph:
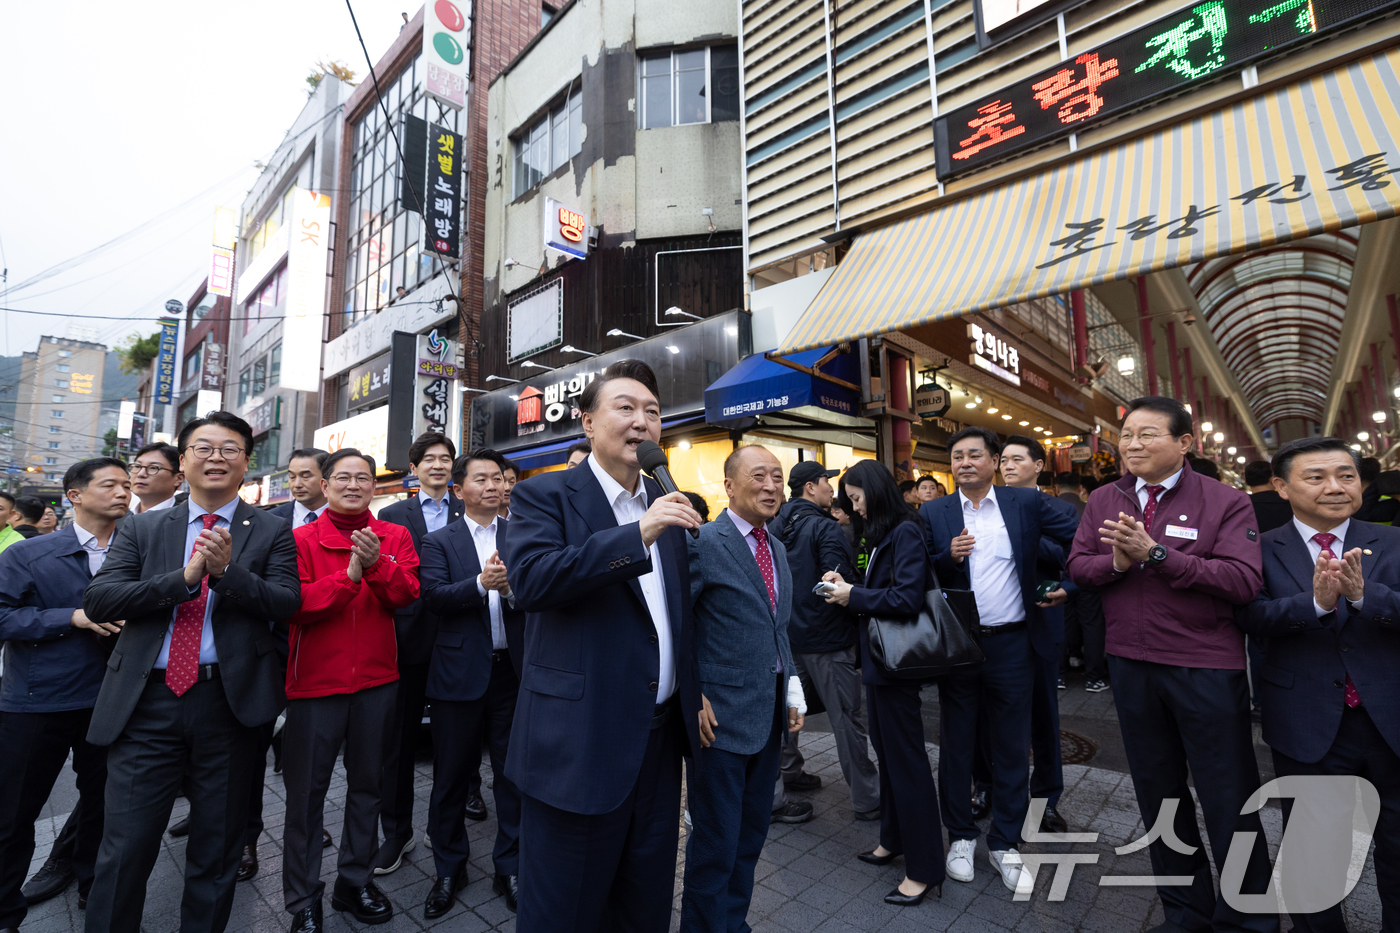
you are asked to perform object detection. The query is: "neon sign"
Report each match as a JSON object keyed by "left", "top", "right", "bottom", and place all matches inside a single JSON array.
[
  {"left": 558, "top": 207, "right": 585, "bottom": 243},
  {"left": 935, "top": 0, "right": 1398, "bottom": 175}
]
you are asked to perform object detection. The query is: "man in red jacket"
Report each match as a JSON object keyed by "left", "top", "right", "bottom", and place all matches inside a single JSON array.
[
  {"left": 1067, "top": 396, "right": 1277, "bottom": 933},
  {"left": 282, "top": 448, "right": 420, "bottom": 933}
]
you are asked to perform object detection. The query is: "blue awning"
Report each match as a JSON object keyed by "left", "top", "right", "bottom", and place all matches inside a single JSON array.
[{"left": 704, "top": 347, "right": 860, "bottom": 424}]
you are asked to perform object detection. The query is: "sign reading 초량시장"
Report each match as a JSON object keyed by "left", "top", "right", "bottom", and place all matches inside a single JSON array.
[{"left": 935, "top": 0, "right": 1400, "bottom": 175}]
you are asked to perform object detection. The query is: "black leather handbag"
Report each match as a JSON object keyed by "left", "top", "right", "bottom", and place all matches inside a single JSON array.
[{"left": 866, "top": 561, "right": 983, "bottom": 681}]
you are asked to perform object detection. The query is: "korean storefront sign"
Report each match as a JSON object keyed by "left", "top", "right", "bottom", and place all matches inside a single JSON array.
[
  {"left": 154, "top": 318, "right": 179, "bottom": 404},
  {"left": 282, "top": 189, "right": 332, "bottom": 392},
  {"left": 544, "top": 197, "right": 589, "bottom": 259},
  {"left": 348, "top": 350, "right": 393, "bottom": 409},
  {"left": 314, "top": 405, "right": 391, "bottom": 475},
  {"left": 201, "top": 342, "right": 225, "bottom": 391},
  {"left": 414, "top": 329, "right": 460, "bottom": 438},
  {"left": 426, "top": 123, "right": 462, "bottom": 259},
  {"left": 515, "top": 371, "right": 597, "bottom": 436},
  {"left": 249, "top": 396, "right": 281, "bottom": 437},
  {"left": 968, "top": 322, "right": 1021, "bottom": 386},
  {"left": 423, "top": 0, "right": 471, "bottom": 110},
  {"left": 266, "top": 469, "right": 292, "bottom": 505}
]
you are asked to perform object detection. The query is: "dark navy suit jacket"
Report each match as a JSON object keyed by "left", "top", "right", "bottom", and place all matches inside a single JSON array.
[
  {"left": 419, "top": 516, "right": 525, "bottom": 702},
  {"left": 850, "top": 519, "right": 932, "bottom": 687},
  {"left": 921, "top": 485, "right": 1080, "bottom": 662},
  {"left": 501, "top": 463, "right": 701, "bottom": 815},
  {"left": 0, "top": 526, "right": 110, "bottom": 712},
  {"left": 378, "top": 493, "right": 465, "bottom": 666},
  {"left": 268, "top": 501, "right": 296, "bottom": 522},
  {"left": 1236, "top": 518, "right": 1400, "bottom": 763}
]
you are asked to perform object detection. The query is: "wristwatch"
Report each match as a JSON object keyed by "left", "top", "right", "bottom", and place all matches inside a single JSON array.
[{"left": 1147, "top": 544, "right": 1168, "bottom": 566}]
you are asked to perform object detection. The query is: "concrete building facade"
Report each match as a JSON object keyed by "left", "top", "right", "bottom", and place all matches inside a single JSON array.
[{"left": 15, "top": 337, "right": 107, "bottom": 482}]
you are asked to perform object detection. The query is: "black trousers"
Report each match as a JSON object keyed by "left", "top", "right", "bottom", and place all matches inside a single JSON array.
[
  {"left": 867, "top": 681, "right": 946, "bottom": 886},
  {"left": 245, "top": 719, "right": 275, "bottom": 847},
  {"left": 1108, "top": 656, "right": 1278, "bottom": 933},
  {"left": 0, "top": 708, "right": 106, "bottom": 928},
  {"left": 517, "top": 703, "right": 683, "bottom": 933},
  {"left": 1273, "top": 705, "right": 1400, "bottom": 933},
  {"left": 378, "top": 661, "right": 440, "bottom": 851},
  {"left": 281, "top": 682, "right": 395, "bottom": 913},
  {"left": 941, "top": 627, "right": 1035, "bottom": 852},
  {"left": 971, "top": 647, "right": 1064, "bottom": 809},
  {"left": 1063, "top": 588, "right": 1106, "bottom": 681},
  {"left": 428, "top": 652, "right": 522, "bottom": 878},
  {"left": 85, "top": 677, "right": 259, "bottom": 933}
]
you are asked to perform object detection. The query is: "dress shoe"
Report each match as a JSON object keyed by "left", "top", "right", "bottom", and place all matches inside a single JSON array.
[
  {"left": 770, "top": 801, "right": 814, "bottom": 824},
  {"left": 331, "top": 878, "right": 393, "bottom": 925},
  {"left": 1040, "top": 806, "right": 1068, "bottom": 835},
  {"left": 168, "top": 815, "right": 190, "bottom": 837},
  {"left": 884, "top": 882, "right": 939, "bottom": 906},
  {"left": 288, "top": 901, "right": 322, "bottom": 933},
  {"left": 22, "top": 857, "right": 75, "bottom": 904},
  {"left": 464, "top": 791, "right": 488, "bottom": 822},
  {"left": 236, "top": 844, "right": 259, "bottom": 883},
  {"left": 784, "top": 771, "right": 821, "bottom": 792},
  {"left": 857, "top": 849, "right": 899, "bottom": 866},
  {"left": 492, "top": 873, "right": 519, "bottom": 912},
  {"left": 423, "top": 867, "right": 465, "bottom": 920},
  {"left": 854, "top": 807, "right": 881, "bottom": 822},
  {"left": 372, "top": 834, "right": 415, "bottom": 875},
  {"left": 322, "top": 828, "right": 333, "bottom": 849},
  {"left": 970, "top": 788, "right": 990, "bottom": 820}
]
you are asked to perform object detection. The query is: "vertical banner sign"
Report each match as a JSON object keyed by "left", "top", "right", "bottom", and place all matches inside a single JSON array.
[
  {"left": 282, "top": 189, "right": 332, "bottom": 392},
  {"left": 154, "top": 319, "right": 179, "bottom": 404},
  {"left": 400, "top": 114, "right": 429, "bottom": 213},
  {"left": 426, "top": 124, "right": 462, "bottom": 259},
  {"left": 423, "top": 0, "right": 471, "bottom": 110},
  {"left": 414, "top": 328, "right": 460, "bottom": 439},
  {"left": 209, "top": 207, "right": 237, "bottom": 297}
]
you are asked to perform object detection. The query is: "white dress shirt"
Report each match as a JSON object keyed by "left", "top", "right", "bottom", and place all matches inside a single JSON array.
[
  {"left": 1135, "top": 467, "right": 1184, "bottom": 511},
  {"left": 420, "top": 490, "right": 451, "bottom": 533},
  {"left": 293, "top": 500, "right": 328, "bottom": 526},
  {"left": 71, "top": 522, "right": 113, "bottom": 576},
  {"left": 958, "top": 486, "right": 1025, "bottom": 626},
  {"left": 155, "top": 497, "right": 240, "bottom": 668},
  {"left": 467, "top": 514, "right": 509, "bottom": 650},
  {"left": 133, "top": 495, "right": 177, "bottom": 514},
  {"left": 587, "top": 454, "right": 675, "bottom": 703},
  {"left": 1293, "top": 516, "right": 1362, "bottom": 616},
  {"left": 723, "top": 509, "right": 780, "bottom": 605}
]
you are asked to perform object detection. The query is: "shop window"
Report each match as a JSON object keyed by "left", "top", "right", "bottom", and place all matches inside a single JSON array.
[
  {"left": 662, "top": 437, "right": 737, "bottom": 515},
  {"left": 269, "top": 344, "right": 282, "bottom": 387},
  {"left": 244, "top": 264, "right": 287, "bottom": 336},
  {"left": 640, "top": 45, "right": 739, "bottom": 130},
  {"left": 191, "top": 292, "right": 218, "bottom": 321},
  {"left": 185, "top": 344, "right": 202, "bottom": 380},
  {"left": 249, "top": 430, "right": 279, "bottom": 475},
  {"left": 513, "top": 88, "right": 583, "bottom": 197},
  {"left": 821, "top": 443, "right": 878, "bottom": 475}
]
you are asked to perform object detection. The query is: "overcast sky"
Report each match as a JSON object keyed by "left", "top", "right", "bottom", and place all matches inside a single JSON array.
[{"left": 0, "top": 1, "right": 410, "bottom": 357}]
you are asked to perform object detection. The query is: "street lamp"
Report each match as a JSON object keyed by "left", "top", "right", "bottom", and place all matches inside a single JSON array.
[
  {"left": 1358, "top": 431, "right": 1370, "bottom": 442},
  {"left": 664, "top": 307, "right": 702, "bottom": 321},
  {"left": 520, "top": 360, "right": 556, "bottom": 372},
  {"left": 1373, "top": 410, "right": 1388, "bottom": 423},
  {"left": 560, "top": 345, "right": 597, "bottom": 357},
  {"left": 1117, "top": 355, "right": 1136, "bottom": 376},
  {"left": 1227, "top": 446, "right": 1237, "bottom": 455},
  {"left": 1213, "top": 432, "right": 1225, "bottom": 443},
  {"left": 1200, "top": 421, "right": 1214, "bottom": 433},
  {"left": 607, "top": 328, "right": 644, "bottom": 340}
]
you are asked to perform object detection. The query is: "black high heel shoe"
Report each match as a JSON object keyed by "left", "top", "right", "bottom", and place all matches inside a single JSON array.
[
  {"left": 857, "top": 849, "right": 900, "bottom": 866},
  {"left": 884, "top": 883, "right": 941, "bottom": 906}
]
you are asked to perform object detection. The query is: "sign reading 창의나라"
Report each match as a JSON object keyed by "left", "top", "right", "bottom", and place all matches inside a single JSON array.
[{"left": 935, "top": 0, "right": 1400, "bottom": 176}]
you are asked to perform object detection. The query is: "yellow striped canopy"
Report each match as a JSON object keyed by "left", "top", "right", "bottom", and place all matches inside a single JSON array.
[{"left": 779, "top": 47, "right": 1400, "bottom": 354}]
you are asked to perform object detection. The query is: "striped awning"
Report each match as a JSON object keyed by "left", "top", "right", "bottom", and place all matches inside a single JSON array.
[{"left": 778, "top": 47, "right": 1400, "bottom": 354}]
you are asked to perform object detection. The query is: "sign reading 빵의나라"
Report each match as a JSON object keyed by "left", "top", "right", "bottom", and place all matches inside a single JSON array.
[{"left": 936, "top": 0, "right": 1400, "bottom": 175}]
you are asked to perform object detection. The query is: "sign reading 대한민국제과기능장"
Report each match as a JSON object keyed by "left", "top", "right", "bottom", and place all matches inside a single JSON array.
[{"left": 936, "top": 0, "right": 1400, "bottom": 175}]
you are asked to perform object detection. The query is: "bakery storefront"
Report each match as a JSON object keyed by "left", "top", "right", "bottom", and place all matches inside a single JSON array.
[{"left": 468, "top": 309, "right": 881, "bottom": 516}]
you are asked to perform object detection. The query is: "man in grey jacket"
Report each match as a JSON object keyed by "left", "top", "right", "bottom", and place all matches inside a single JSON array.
[{"left": 682, "top": 445, "right": 806, "bottom": 933}]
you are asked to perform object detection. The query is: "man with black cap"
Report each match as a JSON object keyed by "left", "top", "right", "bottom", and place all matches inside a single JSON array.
[{"left": 773, "top": 460, "right": 880, "bottom": 820}]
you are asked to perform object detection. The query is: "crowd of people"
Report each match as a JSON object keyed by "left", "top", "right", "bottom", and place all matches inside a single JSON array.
[{"left": 0, "top": 357, "right": 1395, "bottom": 933}]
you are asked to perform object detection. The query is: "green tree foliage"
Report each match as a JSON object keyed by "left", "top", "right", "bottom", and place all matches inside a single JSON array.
[{"left": 117, "top": 331, "right": 161, "bottom": 375}]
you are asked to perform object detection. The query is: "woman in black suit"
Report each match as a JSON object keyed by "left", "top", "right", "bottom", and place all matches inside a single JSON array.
[{"left": 822, "top": 460, "right": 945, "bottom": 906}]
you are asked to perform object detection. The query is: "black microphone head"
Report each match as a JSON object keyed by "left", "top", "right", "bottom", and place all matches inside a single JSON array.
[{"left": 635, "top": 440, "right": 669, "bottom": 475}]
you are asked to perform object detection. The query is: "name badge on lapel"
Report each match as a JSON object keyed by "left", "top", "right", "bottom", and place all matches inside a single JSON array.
[{"left": 1164, "top": 525, "right": 1198, "bottom": 541}]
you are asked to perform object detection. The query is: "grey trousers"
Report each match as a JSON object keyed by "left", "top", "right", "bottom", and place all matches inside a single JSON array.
[
  {"left": 776, "top": 647, "right": 881, "bottom": 813},
  {"left": 282, "top": 682, "right": 396, "bottom": 913}
]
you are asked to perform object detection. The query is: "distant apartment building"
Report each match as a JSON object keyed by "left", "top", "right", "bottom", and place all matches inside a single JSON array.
[{"left": 15, "top": 336, "right": 107, "bottom": 481}]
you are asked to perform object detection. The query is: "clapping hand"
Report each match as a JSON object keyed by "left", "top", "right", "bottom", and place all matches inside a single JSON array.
[
  {"left": 1315, "top": 548, "right": 1365, "bottom": 612},
  {"left": 194, "top": 527, "right": 233, "bottom": 579},
  {"left": 1101, "top": 512, "right": 1154, "bottom": 570},
  {"left": 480, "top": 550, "right": 510, "bottom": 592},
  {"left": 346, "top": 528, "right": 381, "bottom": 583}
]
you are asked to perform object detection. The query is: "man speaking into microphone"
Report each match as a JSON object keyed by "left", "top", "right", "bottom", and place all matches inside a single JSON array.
[{"left": 502, "top": 359, "right": 703, "bottom": 933}]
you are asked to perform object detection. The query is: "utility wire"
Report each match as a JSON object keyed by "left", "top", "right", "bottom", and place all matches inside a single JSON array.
[{"left": 0, "top": 298, "right": 446, "bottom": 322}]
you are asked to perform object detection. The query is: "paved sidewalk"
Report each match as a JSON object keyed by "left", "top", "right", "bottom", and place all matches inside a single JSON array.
[{"left": 21, "top": 705, "right": 1382, "bottom": 932}]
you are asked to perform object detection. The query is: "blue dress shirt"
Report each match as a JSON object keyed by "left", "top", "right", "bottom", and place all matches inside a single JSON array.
[{"left": 154, "top": 497, "right": 240, "bottom": 669}]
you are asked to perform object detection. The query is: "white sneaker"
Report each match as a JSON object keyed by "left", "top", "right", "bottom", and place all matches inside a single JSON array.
[
  {"left": 423, "top": 831, "right": 432, "bottom": 850},
  {"left": 988, "top": 848, "right": 1026, "bottom": 893},
  {"left": 946, "top": 838, "right": 975, "bottom": 882}
]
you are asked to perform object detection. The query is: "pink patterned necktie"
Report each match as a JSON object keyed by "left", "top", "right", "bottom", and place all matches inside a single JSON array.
[
  {"left": 751, "top": 526, "right": 777, "bottom": 613},
  {"left": 167, "top": 513, "right": 220, "bottom": 697},
  {"left": 1142, "top": 484, "right": 1164, "bottom": 533},
  {"left": 1313, "top": 532, "right": 1361, "bottom": 708}
]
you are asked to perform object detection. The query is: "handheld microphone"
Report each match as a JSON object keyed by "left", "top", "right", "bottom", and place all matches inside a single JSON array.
[{"left": 636, "top": 440, "right": 700, "bottom": 539}]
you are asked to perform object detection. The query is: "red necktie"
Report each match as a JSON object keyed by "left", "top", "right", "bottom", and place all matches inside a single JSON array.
[
  {"left": 1142, "top": 484, "right": 1164, "bottom": 533},
  {"left": 1313, "top": 532, "right": 1361, "bottom": 708},
  {"left": 167, "top": 513, "right": 220, "bottom": 697},
  {"left": 752, "top": 526, "right": 777, "bottom": 613}
]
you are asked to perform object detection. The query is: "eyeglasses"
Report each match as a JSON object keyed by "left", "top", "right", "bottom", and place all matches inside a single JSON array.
[
  {"left": 1119, "top": 432, "right": 1172, "bottom": 445},
  {"left": 330, "top": 473, "right": 375, "bottom": 488},
  {"left": 186, "top": 444, "right": 246, "bottom": 460},
  {"left": 129, "top": 463, "right": 172, "bottom": 476}
]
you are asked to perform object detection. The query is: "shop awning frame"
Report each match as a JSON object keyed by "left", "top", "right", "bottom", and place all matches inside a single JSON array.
[{"left": 776, "top": 46, "right": 1400, "bottom": 356}]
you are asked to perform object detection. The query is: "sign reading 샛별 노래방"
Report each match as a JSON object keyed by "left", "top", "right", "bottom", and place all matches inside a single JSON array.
[
  {"left": 937, "top": 0, "right": 1400, "bottom": 175},
  {"left": 426, "top": 124, "right": 462, "bottom": 259}
]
